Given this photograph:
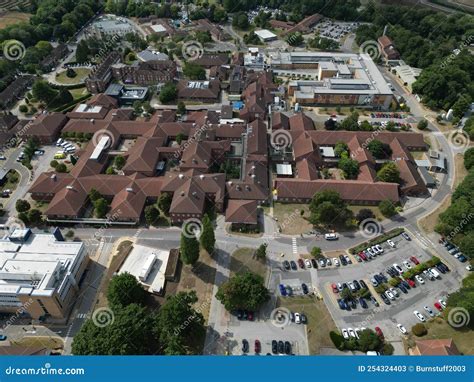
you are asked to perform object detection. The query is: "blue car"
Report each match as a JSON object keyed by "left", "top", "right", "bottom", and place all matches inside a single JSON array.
[
  {"left": 458, "top": 255, "right": 467, "bottom": 262},
  {"left": 279, "top": 284, "right": 287, "bottom": 296},
  {"left": 0, "top": 335, "right": 7, "bottom": 341}
]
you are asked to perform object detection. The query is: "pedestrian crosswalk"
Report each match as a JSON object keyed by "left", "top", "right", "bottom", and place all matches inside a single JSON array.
[
  {"left": 292, "top": 238, "right": 298, "bottom": 255},
  {"left": 77, "top": 313, "right": 89, "bottom": 319}
]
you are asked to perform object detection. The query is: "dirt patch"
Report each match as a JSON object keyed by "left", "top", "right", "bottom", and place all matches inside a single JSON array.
[
  {"left": 177, "top": 249, "right": 216, "bottom": 323},
  {"left": 94, "top": 240, "right": 133, "bottom": 309},
  {"left": 278, "top": 296, "right": 338, "bottom": 354},
  {"left": 229, "top": 247, "right": 267, "bottom": 279},
  {"left": 0, "top": 11, "right": 30, "bottom": 28},
  {"left": 272, "top": 203, "right": 313, "bottom": 235},
  {"left": 11, "top": 336, "right": 64, "bottom": 350}
]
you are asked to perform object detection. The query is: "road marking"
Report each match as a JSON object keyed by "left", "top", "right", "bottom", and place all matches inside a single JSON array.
[
  {"left": 76, "top": 313, "right": 89, "bottom": 319},
  {"left": 292, "top": 238, "right": 297, "bottom": 255}
]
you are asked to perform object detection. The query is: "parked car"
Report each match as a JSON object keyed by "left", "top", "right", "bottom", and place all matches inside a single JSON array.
[
  {"left": 337, "top": 282, "right": 343, "bottom": 292},
  {"left": 342, "top": 329, "right": 349, "bottom": 340},
  {"left": 439, "top": 299, "right": 447, "bottom": 308},
  {"left": 389, "top": 287, "right": 399, "bottom": 297},
  {"left": 407, "top": 279, "right": 416, "bottom": 288},
  {"left": 301, "top": 283, "right": 309, "bottom": 295},
  {"left": 374, "top": 244, "right": 384, "bottom": 254},
  {"left": 290, "top": 261, "right": 297, "bottom": 270},
  {"left": 311, "top": 259, "right": 318, "bottom": 268},
  {"left": 300, "top": 314, "right": 307, "bottom": 324},
  {"left": 393, "top": 263, "right": 404, "bottom": 275},
  {"left": 344, "top": 255, "right": 352, "bottom": 264},
  {"left": 294, "top": 312, "right": 301, "bottom": 324},
  {"left": 298, "top": 259, "right": 305, "bottom": 269},
  {"left": 283, "top": 260, "right": 290, "bottom": 270},
  {"left": 370, "top": 296, "right": 379, "bottom": 307},
  {"left": 304, "top": 259, "right": 312, "bottom": 268},
  {"left": 242, "top": 339, "right": 249, "bottom": 353},
  {"left": 278, "top": 341, "right": 284, "bottom": 354},
  {"left": 284, "top": 341, "right": 291, "bottom": 355},
  {"left": 387, "top": 239, "right": 395, "bottom": 248},
  {"left": 326, "top": 258, "right": 332, "bottom": 266},
  {"left": 331, "top": 283, "right": 339, "bottom": 293},
  {"left": 434, "top": 302, "right": 443, "bottom": 311},
  {"left": 359, "top": 297, "right": 368, "bottom": 309},
  {"left": 339, "top": 254, "right": 348, "bottom": 266},
  {"left": 353, "top": 280, "right": 361, "bottom": 290},
  {"left": 319, "top": 259, "right": 326, "bottom": 267},
  {"left": 385, "top": 290, "right": 395, "bottom": 300},
  {"left": 415, "top": 275, "right": 425, "bottom": 284},
  {"left": 429, "top": 268, "right": 440, "bottom": 279},
  {"left": 348, "top": 328, "right": 356, "bottom": 338},
  {"left": 414, "top": 310, "right": 426, "bottom": 322},
  {"left": 324, "top": 233, "right": 338, "bottom": 240},
  {"left": 0, "top": 155, "right": 6, "bottom": 160},
  {"left": 375, "top": 327, "right": 384, "bottom": 339},
  {"left": 279, "top": 284, "right": 287, "bottom": 296},
  {"left": 370, "top": 277, "right": 378, "bottom": 287},
  {"left": 398, "top": 284, "right": 407, "bottom": 294},
  {"left": 359, "top": 251, "right": 367, "bottom": 261},
  {"left": 272, "top": 340, "right": 278, "bottom": 354},
  {"left": 359, "top": 280, "right": 368, "bottom": 289},
  {"left": 410, "top": 256, "right": 420, "bottom": 265},
  {"left": 403, "top": 260, "right": 412, "bottom": 270},
  {"left": 380, "top": 293, "right": 391, "bottom": 305},
  {"left": 424, "top": 306, "right": 435, "bottom": 317},
  {"left": 397, "top": 324, "right": 407, "bottom": 334},
  {"left": 401, "top": 232, "right": 411, "bottom": 240},
  {"left": 333, "top": 258, "right": 340, "bottom": 267},
  {"left": 254, "top": 340, "right": 261, "bottom": 353}
]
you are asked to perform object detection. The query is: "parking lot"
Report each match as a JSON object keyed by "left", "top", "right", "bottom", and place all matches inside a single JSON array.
[
  {"left": 314, "top": 20, "right": 360, "bottom": 42},
  {"left": 311, "top": 233, "right": 462, "bottom": 345}
]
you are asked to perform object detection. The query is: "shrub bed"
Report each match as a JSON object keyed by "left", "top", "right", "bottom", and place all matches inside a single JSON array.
[{"left": 349, "top": 228, "right": 405, "bottom": 254}]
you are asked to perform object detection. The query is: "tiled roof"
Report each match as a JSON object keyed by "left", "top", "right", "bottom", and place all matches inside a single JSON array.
[{"left": 225, "top": 199, "right": 258, "bottom": 224}]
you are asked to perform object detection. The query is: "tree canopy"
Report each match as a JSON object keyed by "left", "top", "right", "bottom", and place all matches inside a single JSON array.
[
  {"left": 309, "top": 190, "right": 353, "bottom": 227},
  {"left": 107, "top": 273, "right": 147, "bottom": 308}
]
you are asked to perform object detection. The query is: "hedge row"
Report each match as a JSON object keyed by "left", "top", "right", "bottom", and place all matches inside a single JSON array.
[
  {"left": 402, "top": 256, "right": 441, "bottom": 280},
  {"left": 349, "top": 227, "right": 405, "bottom": 254},
  {"left": 53, "top": 93, "right": 91, "bottom": 112}
]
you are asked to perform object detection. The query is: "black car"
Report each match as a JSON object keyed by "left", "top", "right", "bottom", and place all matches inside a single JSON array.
[
  {"left": 337, "top": 298, "right": 345, "bottom": 310},
  {"left": 278, "top": 340, "right": 285, "bottom": 354},
  {"left": 302, "top": 283, "right": 309, "bottom": 294},
  {"left": 283, "top": 260, "right": 290, "bottom": 270},
  {"left": 398, "top": 284, "right": 408, "bottom": 294},
  {"left": 284, "top": 341, "right": 292, "bottom": 355},
  {"left": 342, "top": 282, "right": 349, "bottom": 290},
  {"left": 359, "top": 280, "right": 368, "bottom": 289},
  {"left": 353, "top": 280, "right": 361, "bottom": 290},
  {"left": 359, "top": 297, "right": 368, "bottom": 309},
  {"left": 378, "top": 273, "right": 388, "bottom": 282},
  {"left": 380, "top": 293, "right": 391, "bottom": 305},
  {"left": 311, "top": 259, "right": 318, "bottom": 268},
  {"left": 290, "top": 261, "right": 297, "bottom": 270},
  {"left": 242, "top": 339, "right": 249, "bottom": 353},
  {"left": 339, "top": 254, "right": 347, "bottom": 266},
  {"left": 272, "top": 340, "right": 278, "bottom": 354},
  {"left": 349, "top": 299, "right": 356, "bottom": 309},
  {"left": 370, "top": 296, "right": 379, "bottom": 307},
  {"left": 236, "top": 309, "right": 244, "bottom": 320},
  {"left": 400, "top": 280, "right": 410, "bottom": 289},
  {"left": 242, "top": 310, "right": 248, "bottom": 320},
  {"left": 435, "top": 263, "right": 445, "bottom": 274},
  {"left": 300, "top": 313, "right": 307, "bottom": 324}
]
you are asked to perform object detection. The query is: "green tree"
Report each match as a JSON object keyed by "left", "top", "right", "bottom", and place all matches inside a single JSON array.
[
  {"left": 88, "top": 188, "right": 101, "bottom": 202},
  {"left": 107, "top": 273, "right": 147, "bottom": 308},
  {"left": 355, "top": 208, "right": 375, "bottom": 223},
  {"left": 177, "top": 101, "right": 186, "bottom": 116},
  {"left": 180, "top": 233, "right": 200, "bottom": 266},
  {"left": 334, "top": 141, "right": 348, "bottom": 157},
  {"left": 338, "top": 154, "right": 360, "bottom": 179},
  {"left": 367, "top": 140, "right": 392, "bottom": 159},
  {"left": 19, "top": 105, "right": 28, "bottom": 113},
  {"left": 452, "top": 95, "right": 471, "bottom": 119},
  {"left": 377, "top": 162, "right": 401, "bottom": 183},
  {"left": 286, "top": 32, "right": 303, "bottom": 46},
  {"left": 232, "top": 12, "right": 249, "bottom": 29},
  {"left": 15, "top": 199, "right": 31, "bottom": 213},
  {"left": 379, "top": 200, "right": 397, "bottom": 217},
  {"left": 183, "top": 62, "right": 206, "bottom": 80},
  {"left": 464, "top": 148, "right": 474, "bottom": 170},
  {"left": 94, "top": 198, "right": 108, "bottom": 218},
  {"left": 200, "top": 214, "right": 215, "bottom": 253},
  {"left": 358, "top": 329, "right": 382, "bottom": 352},
  {"left": 417, "top": 119, "right": 428, "bottom": 130},
  {"left": 309, "top": 190, "right": 353, "bottom": 227},
  {"left": 55, "top": 163, "right": 67, "bottom": 173},
  {"left": 144, "top": 205, "right": 160, "bottom": 225},
  {"left": 114, "top": 156, "right": 126, "bottom": 170},
  {"left": 216, "top": 272, "right": 270, "bottom": 311},
  {"left": 159, "top": 82, "right": 177, "bottom": 104},
  {"left": 158, "top": 193, "right": 172, "bottom": 215},
  {"left": 32, "top": 80, "right": 57, "bottom": 104},
  {"left": 255, "top": 243, "right": 267, "bottom": 261},
  {"left": 154, "top": 291, "right": 204, "bottom": 355},
  {"left": 176, "top": 133, "right": 185, "bottom": 145},
  {"left": 27, "top": 209, "right": 42, "bottom": 224},
  {"left": 75, "top": 40, "right": 90, "bottom": 63},
  {"left": 72, "top": 304, "right": 157, "bottom": 355},
  {"left": 311, "top": 247, "right": 322, "bottom": 258}
]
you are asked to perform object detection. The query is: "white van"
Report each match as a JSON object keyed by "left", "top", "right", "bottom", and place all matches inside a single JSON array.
[
  {"left": 324, "top": 233, "right": 338, "bottom": 240},
  {"left": 429, "top": 268, "right": 440, "bottom": 279}
]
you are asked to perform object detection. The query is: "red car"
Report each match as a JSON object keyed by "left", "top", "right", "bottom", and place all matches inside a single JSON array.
[
  {"left": 331, "top": 283, "right": 339, "bottom": 293},
  {"left": 247, "top": 311, "right": 254, "bottom": 321},
  {"left": 375, "top": 327, "right": 384, "bottom": 339},
  {"left": 298, "top": 259, "right": 305, "bottom": 269},
  {"left": 359, "top": 251, "right": 367, "bottom": 261},
  {"left": 434, "top": 302, "right": 443, "bottom": 311},
  {"left": 410, "top": 256, "right": 420, "bottom": 265},
  {"left": 407, "top": 279, "right": 416, "bottom": 288},
  {"left": 254, "top": 339, "right": 261, "bottom": 354}
]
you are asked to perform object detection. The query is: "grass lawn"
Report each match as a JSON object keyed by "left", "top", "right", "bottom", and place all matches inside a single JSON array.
[
  {"left": 229, "top": 247, "right": 267, "bottom": 279},
  {"left": 0, "top": 170, "right": 20, "bottom": 193},
  {"left": 11, "top": 336, "right": 63, "bottom": 350},
  {"left": 349, "top": 205, "right": 385, "bottom": 222},
  {"left": 69, "top": 87, "right": 89, "bottom": 100},
  {"left": 272, "top": 203, "right": 313, "bottom": 235},
  {"left": 278, "top": 296, "right": 338, "bottom": 354},
  {"left": 406, "top": 317, "right": 474, "bottom": 355},
  {"left": 55, "top": 68, "right": 91, "bottom": 85},
  {"left": 0, "top": 11, "right": 31, "bottom": 28}
]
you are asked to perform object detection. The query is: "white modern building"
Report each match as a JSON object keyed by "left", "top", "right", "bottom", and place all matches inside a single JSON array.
[{"left": 0, "top": 228, "right": 89, "bottom": 320}]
